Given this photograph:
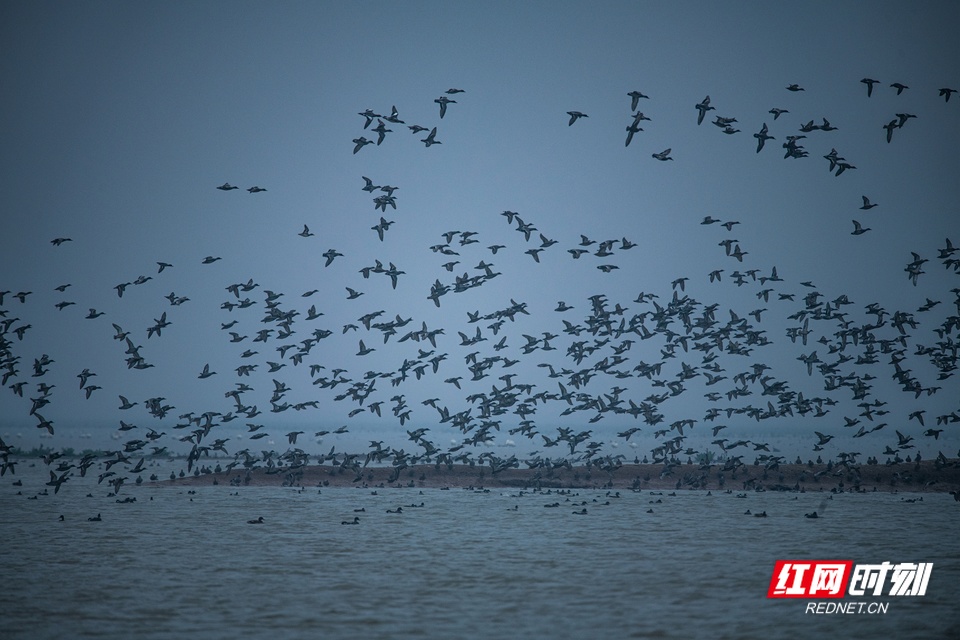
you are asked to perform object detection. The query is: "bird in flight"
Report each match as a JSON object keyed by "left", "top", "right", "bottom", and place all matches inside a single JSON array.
[
  {"left": 352, "top": 137, "right": 374, "bottom": 154},
  {"left": 435, "top": 96, "right": 456, "bottom": 118},
  {"left": 753, "top": 123, "right": 774, "bottom": 153},
  {"left": 652, "top": 148, "right": 673, "bottom": 161},
  {"left": 566, "top": 111, "right": 588, "bottom": 126},
  {"left": 323, "top": 249, "right": 343, "bottom": 267},
  {"left": 628, "top": 90, "right": 649, "bottom": 111},
  {"left": 883, "top": 119, "right": 899, "bottom": 143},
  {"left": 421, "top": 127, "right": 441, "bottom": 147},
  {"left": 695, "top": 96, "right": 714, "bottom": 125},
  {"left": 851, "top": 220, "right": 871, "bottom": 235}
]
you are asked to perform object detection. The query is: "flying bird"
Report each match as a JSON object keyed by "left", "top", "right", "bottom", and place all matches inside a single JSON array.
[
  {"left": 753, "top": 123, "right": 774, "bottom": 153},
  {"left": 435, "top": 96, "right": 456, "bottom": 118},
  {"left": 628, "top": 90, "right": 649, "bottom": 110},
  {"left": 851, "top": 220, "right": 871, "bottom": 235},
  {"left": 357, "top": 109, "right": 380, "bottom": 128},
  {"left": 695, "top": 96, "right": 714, "bottom": 125},
  {"left": 883, "top": 119, "right": 898, "bottom": 143},
  {"left": 421, "top": 127, "right": 441, "bottom": 147},
  {"left": 352, "top": 137, "right": 374, "bottom": 154}
]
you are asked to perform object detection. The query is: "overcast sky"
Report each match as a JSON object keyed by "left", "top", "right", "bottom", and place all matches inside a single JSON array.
[{"left": 2, "top": 1, "right": 958, "bottom": 462}]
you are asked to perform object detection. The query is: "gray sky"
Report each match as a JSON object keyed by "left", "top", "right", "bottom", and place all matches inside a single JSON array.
[{"left": 2, "top": 1, "right": 958, "bottom": 462}]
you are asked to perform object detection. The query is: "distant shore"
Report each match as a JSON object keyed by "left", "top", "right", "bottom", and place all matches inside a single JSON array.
[{"left": 159, "top": 460, "right": 960, "bottom": 493}]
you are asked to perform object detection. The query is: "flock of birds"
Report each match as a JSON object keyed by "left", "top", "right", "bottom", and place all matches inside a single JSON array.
[{"left": 2, "top": 77, "right": 959, "bottom": 502}]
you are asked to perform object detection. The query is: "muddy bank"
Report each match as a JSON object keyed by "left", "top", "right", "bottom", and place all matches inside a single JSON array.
[{"left": 160, "top": 460, "right": 960, "bottom": 493}]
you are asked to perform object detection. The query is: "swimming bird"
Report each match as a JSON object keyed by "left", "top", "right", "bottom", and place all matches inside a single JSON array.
[
  {"left": 247, "top": 516, "right": 264, "bottom": 524},
  {"left": 341, "top": 516, "right": 360, "bottom": 524}
]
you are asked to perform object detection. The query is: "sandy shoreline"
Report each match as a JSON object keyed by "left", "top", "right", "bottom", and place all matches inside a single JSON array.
[{"left": 158, "top": 460, "right": 960, "bottom": 493}]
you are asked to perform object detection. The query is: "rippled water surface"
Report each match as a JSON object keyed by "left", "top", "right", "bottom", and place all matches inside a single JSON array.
[{"left": 3, "top": 466, "right": 959, "bottom": 639}]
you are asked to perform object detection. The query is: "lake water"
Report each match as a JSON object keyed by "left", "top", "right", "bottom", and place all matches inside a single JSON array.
[{"left": 2, "top": 463, "right": 958, "bottom": 639}]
